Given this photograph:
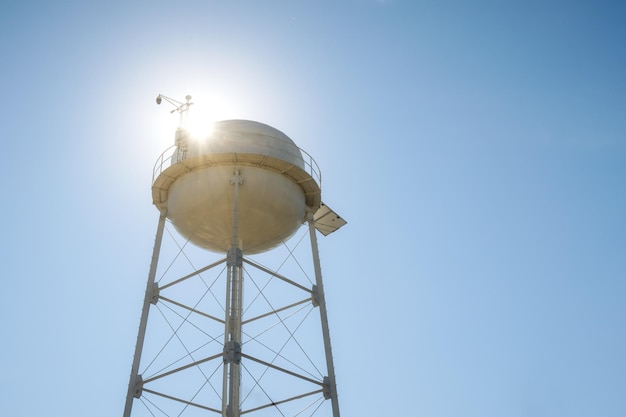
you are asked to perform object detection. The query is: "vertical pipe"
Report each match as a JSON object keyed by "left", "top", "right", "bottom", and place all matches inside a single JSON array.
[
  {"left": 123, "top": 210, "right": 167, "bottom": 417},
  {"left": 307, "top": 213, "right": 341, "bottom": 417},
  {"left": 229, "top": 262, "right": 243, "bottom": 415},
  {"left": 222, "top": 265, "right": 232, "bottom": 417},
  {"left": 223, "top": 169, "right": 243, "bottom": 417}
]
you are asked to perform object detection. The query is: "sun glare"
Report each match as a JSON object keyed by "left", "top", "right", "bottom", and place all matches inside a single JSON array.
[
  {"left": 186, "top": 116, "right": 215, "bottom": 140},
  {"left": 162, "top": 90, "right": 245, "bottom": 141}
]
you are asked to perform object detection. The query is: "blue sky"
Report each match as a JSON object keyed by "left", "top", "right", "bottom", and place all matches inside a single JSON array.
[{"left": 1, "top": 1, "right": 625, "bottom": 416}]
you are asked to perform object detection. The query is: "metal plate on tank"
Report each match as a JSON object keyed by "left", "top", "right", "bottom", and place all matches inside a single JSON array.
[{"left": 314, "top": 203, "right": 347, "bottom": 236}]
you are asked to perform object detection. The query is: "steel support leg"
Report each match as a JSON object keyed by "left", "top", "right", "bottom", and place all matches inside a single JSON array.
[
  {"left": 123, "top": 210, "right": 167, "bottom": 417},
  {"left": 307, "top": 212, "right": 341, "bottom": 417}
]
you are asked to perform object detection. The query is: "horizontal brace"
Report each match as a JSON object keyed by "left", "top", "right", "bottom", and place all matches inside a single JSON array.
[
  {"left": 241, "top": 353, "right": 324, "bottom": 386},
  {"left": 159, "top": 296, "right": 225, "bottom": 324},
  {"left": 242, "top": 297, "right": 312, "bottom": 325},
  {"left": 143, "top": 352, "right": 223, "bottom": 384},
  {"left": 241, "top": 389, "right": 324, "bottom": 414},
  {"left": 242, "top": 258, "right": 311, "bottom": 293},
  {"left": 142, "top": 387, "right": 222, "bottom": 414},
  {"left": 160, "top": 258, "right": 227, "bottom": 290}
]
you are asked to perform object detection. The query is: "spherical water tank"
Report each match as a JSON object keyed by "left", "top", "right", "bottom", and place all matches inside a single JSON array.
[{"left": 152, "top": 120, "right": 321, "bottom": 254}]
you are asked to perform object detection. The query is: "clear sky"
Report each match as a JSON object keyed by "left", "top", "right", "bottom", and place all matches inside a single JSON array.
[{"left": 1, "top": 1, "right": 625, "bottom": 416}]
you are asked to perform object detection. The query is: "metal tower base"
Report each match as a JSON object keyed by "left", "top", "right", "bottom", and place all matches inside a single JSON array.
[{"left": 123, "top": 212, "right": 340, "bottom": 417}]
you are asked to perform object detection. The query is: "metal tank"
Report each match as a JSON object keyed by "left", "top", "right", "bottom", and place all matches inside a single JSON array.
[{"left": 151, "top": 119, "right": 322, "bottom": 254}]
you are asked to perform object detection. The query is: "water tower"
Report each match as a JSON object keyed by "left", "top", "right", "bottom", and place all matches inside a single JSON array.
[{"left": 123, "top": 95, "right": 346, "bottom": 417}]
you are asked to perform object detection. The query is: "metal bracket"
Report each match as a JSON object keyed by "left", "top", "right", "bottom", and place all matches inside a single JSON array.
[
  {"left": 224, "top": 340, "right": 242, "bottom": 364},
  {"left": 311, "top": 285, "right": 320, "bottom": 307},
  {"left": 322, "top": 376, "right": 332, "bottom": 400},
  {"left": 150, "top": 282, "right": 159, "bottom": 305},
  {"left": 133, "top": 375, "right": 143, "bottom": 398},
  {"left": 230, "top": 169, "right": 243, "bottom": 185}
]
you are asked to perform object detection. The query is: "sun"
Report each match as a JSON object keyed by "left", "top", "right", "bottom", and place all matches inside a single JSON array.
[
  {"left": 185, "top": 114, "right": 215, "bottom": 140},
  {"left": 157, "top": 90, "right": 246, "bottom": 142}
]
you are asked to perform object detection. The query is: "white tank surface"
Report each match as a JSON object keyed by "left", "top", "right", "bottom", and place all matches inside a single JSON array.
[{"left": 152, "top": 120, "right": 322, "bottom": 254}]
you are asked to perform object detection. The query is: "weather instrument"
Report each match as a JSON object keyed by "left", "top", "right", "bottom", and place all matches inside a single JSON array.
[
  {"left": 156, "top": 93, "right": 194, "bottom": 125},
  {"left": 123, "top": 95, "right": 346, "bottom": 417}
]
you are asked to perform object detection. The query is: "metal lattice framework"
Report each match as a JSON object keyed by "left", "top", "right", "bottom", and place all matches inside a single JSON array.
[{"left": 123, "top": 209, "right": 341, "bottom": 417}]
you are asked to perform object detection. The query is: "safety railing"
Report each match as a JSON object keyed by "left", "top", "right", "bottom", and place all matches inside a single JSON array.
[
  {"left": 152, "top": 145, "right": 178, "bottom": 185},
  {"left": 298, "top": 146, "right": 322, "bottom": 188},
  {"left": 152, "top": 145, "right": 322, "bottom": 188}
]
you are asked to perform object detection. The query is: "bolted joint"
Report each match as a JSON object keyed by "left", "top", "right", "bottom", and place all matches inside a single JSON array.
[
  {"left": 133, "top": 375, "right": 143, "bottom": 398},
  {"left": 322, "top": 376, "right": 332, "bottom": 400},
  {"left": 150, "top": 282, "right": 159, "bottom": 305},
  {"left": 224, "top": 340, "right": 242, "bottom": 364},
  {"left": 227, "top": 247, "right": 243, "bottom": 267},
  {"left": 311, "top": 285, "right": 320, "bottom": 307}
]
